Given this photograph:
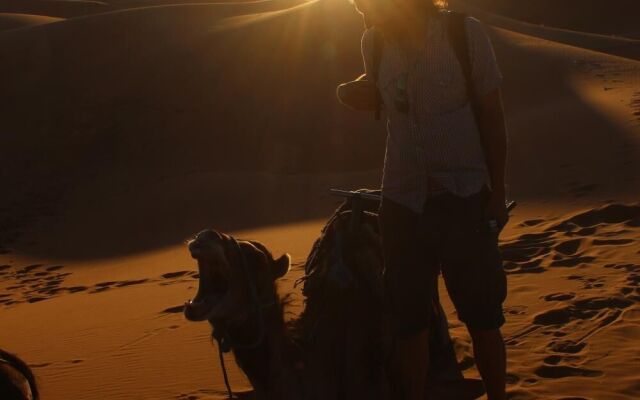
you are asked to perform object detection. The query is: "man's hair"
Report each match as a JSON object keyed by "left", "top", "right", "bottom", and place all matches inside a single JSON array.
[
  {"left": 350, "top": 0, "right": 447, "bottom": 7},
  {"left": 417, "top": 0, "right": 449, "bottom": 14},
  {"left": 352, "top": 0, "right": 448, "bottom": 21},
  {"left": 353, "top": 0, "right": 448, "bottom": 29}
]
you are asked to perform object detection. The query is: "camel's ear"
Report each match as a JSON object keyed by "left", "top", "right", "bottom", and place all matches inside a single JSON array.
[{"left": 272, "top": 254, "right": 291, "bottom": 279}]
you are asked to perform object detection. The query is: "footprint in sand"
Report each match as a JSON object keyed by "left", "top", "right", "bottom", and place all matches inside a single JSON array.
[
  {"left": 519, "top": 219, "right": 545, "bottom": 227},
  {"left": 543, "top": 293, "right": 576, "bottom": 302},
  {"left": 158, "top": 270, "right": 198, "bottom": 286},
  {"left": 554, "top": 239, "right": 582, "bottom": 256},
  {"left": 620, "top": 287, "right": 634, "bottom": 295},
  {"left": 557, "top": 397, "right": 589, "bottom": 400},
  {"left": 593, "top": 238, "right": 634, "bottom": 246},
  {"left": 95, "top": 281, "right": 117, "bottom": 288},
  {"left": 547, "top": 204, "right": 640, "bottom": 232},
  {"left": 549, "top": 255, "right": 596, "bottom": 268},
  {"left": 162, "top": 305, "right": 185, "bottom": 314},
  {"left": 534, "top": 365, "right": 602, "bottom": 378},
  {"left": 536, "top": 296, "right": 633, "bottom": 324},
  {"left": 115, "top": 279, "right": 148, "bottom": 287},
  {"left": 543, "top": 354, "right": 581, "bottom": 365},
  {"left": 500, "top": 231, "right": 555, "bottom": 274},
  {"left": 85, "top": 278, "right": 157, "bottom": 294},
  {"left": 505, "top": 305, "right": 528, "bottom": 316},
  {"left": 66, "top": 286, "right": 87, "bottom": 293},
  {"left": 505, "top": 373, "right": 520, "bottom": 385},
  {"left": 529, "top": 296, "right": 633, "bottom": 352},
  {"left": 18, "top": 264, "right": 43, "bottom": 274},
  {"left": 626, "top": 274, "right": 640, "bottom": 286},
  {"left": 161, "top": 271, "right": 192, "bottom": 279},
  {"left": 89, "top": 281, "right": 118, "bottom": 293},
  {"left": 506, "top": 259, "right": 545, "bottom": 275},
  {"left": 26, "top": 297, "right": 47, "bottom": 304}
]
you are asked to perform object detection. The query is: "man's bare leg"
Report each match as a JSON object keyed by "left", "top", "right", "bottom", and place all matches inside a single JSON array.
[
  {"left": 390, "top": 329, "right": 430, "bottom": 400},
  {"left": 469, "top": 329, "right": 506, "bottom": 400}
]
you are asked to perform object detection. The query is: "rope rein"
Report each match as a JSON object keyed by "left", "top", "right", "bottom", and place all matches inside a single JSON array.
[
  {"left": 216, "top": 336, "right": 234, "bottom": 399},
  {"left": 212, "top": 237, "right": 275, "bottom": 399}
]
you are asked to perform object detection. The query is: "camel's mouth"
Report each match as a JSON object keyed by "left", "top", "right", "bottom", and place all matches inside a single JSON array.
[
  {"left": 184, "top": 292, "right": 226, "bottom": 321},
  {"left": 184, "top": 260, "right": 231, "bottom": 321},
  {"left": 184, "top": 232, "right": 232, "bottom": 322}
]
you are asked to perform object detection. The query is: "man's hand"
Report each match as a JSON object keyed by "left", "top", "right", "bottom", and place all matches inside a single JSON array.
[
  {"left": 336, "top": 77, "right": 379, "bottom": 111},
  {"left": 485, "top": 190, "right": 509, "bottom": 232}
]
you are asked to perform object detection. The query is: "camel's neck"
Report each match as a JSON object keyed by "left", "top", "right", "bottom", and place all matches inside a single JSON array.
[{"left": 226, "top": 302, "right": 302, "bottom": 399}]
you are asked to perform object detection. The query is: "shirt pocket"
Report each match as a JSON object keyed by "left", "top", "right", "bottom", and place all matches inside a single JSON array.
[{"left": 419, "top": 53, "right": 468, "bottom": 115}]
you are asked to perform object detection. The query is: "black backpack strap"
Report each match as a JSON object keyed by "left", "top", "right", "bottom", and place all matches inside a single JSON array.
[
  {"left": 371, "top": 29, "right": 383, "bottom": 120},
  {"left": 447, "top": 11, "right": 482, "bottom": 124}
]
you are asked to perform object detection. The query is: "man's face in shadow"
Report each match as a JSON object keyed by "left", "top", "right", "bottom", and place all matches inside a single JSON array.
[
  {"left": 353, "top": 0, "right": 398, "bottom": 29},
  {"left": 354, "top": 0, "right": 425, "bottom": 32}
]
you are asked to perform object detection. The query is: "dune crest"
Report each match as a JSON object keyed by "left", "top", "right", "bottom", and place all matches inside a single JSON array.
[{"left": 0, "top": 12, "right": 64, "bottom": 31}]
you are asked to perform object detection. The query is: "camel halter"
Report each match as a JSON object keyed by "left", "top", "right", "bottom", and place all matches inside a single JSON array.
[{"left": 212, "top": 236, "right": 277, "bottom": 399}]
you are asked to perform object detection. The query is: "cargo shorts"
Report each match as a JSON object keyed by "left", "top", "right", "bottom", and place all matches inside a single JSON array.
[{"left": 379, "top": 186, "right": 507, "bottom": 335}]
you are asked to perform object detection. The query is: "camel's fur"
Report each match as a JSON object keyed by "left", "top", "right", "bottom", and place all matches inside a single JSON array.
[
  {"left": 0, "top": 349, "right": 39, "bottom": 400},
  {"left": 184, "top": 216, "right": 389, "bottom": 400}
]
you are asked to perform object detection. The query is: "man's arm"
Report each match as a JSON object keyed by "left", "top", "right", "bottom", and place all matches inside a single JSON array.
[
  {"left": 336, "top": 76, "right": 378, "bottom": 111},
  {"left": 478, "top": 87, "right": 508, "bottom": 227},
  {"left": 336, "top": 28, "right": 380, "bottom": 111}
]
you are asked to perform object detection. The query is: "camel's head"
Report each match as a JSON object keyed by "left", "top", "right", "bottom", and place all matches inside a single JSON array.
[
  {"left": 184, "top": 229, "right": 290, "bottom": 324},
  {"left": 0, "top": 350, "right": 39, "bottom": 400}
]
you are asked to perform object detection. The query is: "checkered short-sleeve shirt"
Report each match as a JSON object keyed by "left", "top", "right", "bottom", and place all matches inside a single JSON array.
[{"left": 362, "top": 14, "right": 503, "bottom": 214}]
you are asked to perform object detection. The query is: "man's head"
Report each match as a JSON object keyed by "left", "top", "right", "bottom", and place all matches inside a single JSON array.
[{"left": 352, "top": 0, "right": 443, "bottom": 30}]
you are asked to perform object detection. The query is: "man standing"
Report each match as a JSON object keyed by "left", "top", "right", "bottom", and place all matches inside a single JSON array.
[{"left": 337, "top": 1, "right": 509, "bottom": 399}]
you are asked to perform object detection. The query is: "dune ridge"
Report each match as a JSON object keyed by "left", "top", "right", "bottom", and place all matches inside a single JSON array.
[
  {"left": 461, "top": 0, "right": 640, "bottom": 39},
  {"left": 451, "top": 0, "right": 640, "bottom": 61},
  {"left": 0, "top": 0, "right": 111, "bottom": 18},
  {"left": 0, "top": 12, "right": 64, "bottom": 31}
]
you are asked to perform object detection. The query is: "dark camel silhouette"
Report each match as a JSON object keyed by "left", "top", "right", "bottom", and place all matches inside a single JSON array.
[
  {"left": 0, "top": 349, "right": 39, "bottom": 400},
  {"left": 184, "top": 198, "right": 484, "bottom": 399}
]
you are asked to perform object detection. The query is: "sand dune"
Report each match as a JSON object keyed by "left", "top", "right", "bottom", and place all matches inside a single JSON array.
[
  {"left": 0, "top": 0, "right": 380, "bottom": 256},
  {"left": 0, "top": 0, "right": 639, "bottom": 399},
  {"left": 479, "top": 203, "right": 640, "bottom": 399},
  {"left": 106, "top": 0, "right": 304, "bottom": 11},
  {"left": 451, "top": 0, "right": 640, "bottom": 61},
  {"left": 488, "top": 27, "right": 640, "bottom": 205},
  {"left": 0, "top": 12, "right": 63, "bottom": 31},
  {"left": 461, "top": 0, "right": 640, "bottom": 39},
  {"left": 0, "top": 0, "right": 111, "bottom": 18}
]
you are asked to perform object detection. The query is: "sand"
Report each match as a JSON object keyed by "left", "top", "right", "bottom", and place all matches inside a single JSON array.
[
  {"left": 0, "top": 0, "right": 639, "bottom": 399},
  {"left": 461, "top": 0, "right": 640, "bottom": 39}
]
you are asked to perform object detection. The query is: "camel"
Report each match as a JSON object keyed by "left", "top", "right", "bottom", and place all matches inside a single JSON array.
[
  {"left": 0, "top": 349, "right": 39, "bottom": 400},
  {"left": 183, "top": 195, "right": 484, "bottom": 399}
]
